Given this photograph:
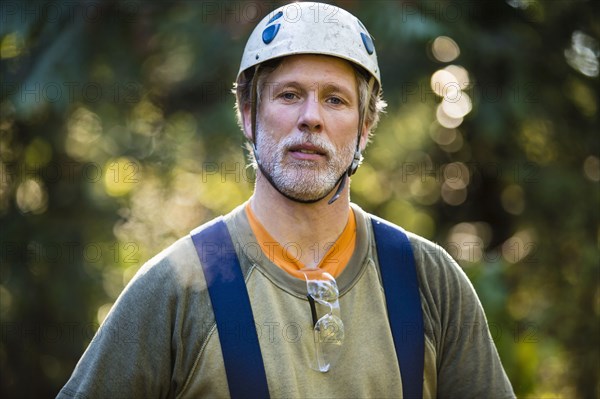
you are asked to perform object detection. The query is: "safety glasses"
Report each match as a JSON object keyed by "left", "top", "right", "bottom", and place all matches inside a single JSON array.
[{"left": 303, "top": 270, "right": 345, "bottom": 372}]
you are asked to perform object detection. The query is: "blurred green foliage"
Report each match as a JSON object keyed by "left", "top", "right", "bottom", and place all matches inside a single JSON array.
[{"left": 1, "top": 0, "right": 598, "bottom": 397}]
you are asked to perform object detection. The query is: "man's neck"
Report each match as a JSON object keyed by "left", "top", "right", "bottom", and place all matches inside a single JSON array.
[{"left": 249, "top": 175, "right": 351, "bottom": 269}]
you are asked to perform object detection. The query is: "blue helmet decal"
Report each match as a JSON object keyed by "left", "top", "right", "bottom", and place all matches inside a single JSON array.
[
  {"left": 262, "top": 11, "right": 283, "bottom": 44},
  {"left": 357, "top": 19, "right": 374, "bottom": 55},
  {"left": 360, "top": 32, "right": 374, "bottom": 55},
  {"left": 262, "top": 24, "right": 280, "bottom": 44},
  {"left": 267, "top": 10, "right": 283, "bottom": 24}
]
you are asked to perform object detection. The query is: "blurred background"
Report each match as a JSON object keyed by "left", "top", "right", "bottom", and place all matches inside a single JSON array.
[{"left": 1, "top": 0, "right": 598, "bottom": 397}]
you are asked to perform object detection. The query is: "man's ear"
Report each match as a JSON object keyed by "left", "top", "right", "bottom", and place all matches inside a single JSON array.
[
  {"left": 242, "top": 103, "right": 253, "bottom": 142},
  {"left": 359, "top": 122, "right": 371, "bottom": 151}
]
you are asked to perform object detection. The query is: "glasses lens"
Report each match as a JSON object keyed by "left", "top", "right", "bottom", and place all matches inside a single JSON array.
[
  {"left": 307, "top": 278, "right": 339, "bottom": 302},
  {"left": 315, "top": 314, "right": 344, "bottom": 343},
  {"left": 313, "top": 314, "right": 344, "bottom": 372},
  {"left": 303, "top": 271, "right": 344, "bottom": 373}
]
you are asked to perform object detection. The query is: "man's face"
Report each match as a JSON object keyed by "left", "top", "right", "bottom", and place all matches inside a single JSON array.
[{"left": 246, "top": 54, "right": 364, "bottom": 202}]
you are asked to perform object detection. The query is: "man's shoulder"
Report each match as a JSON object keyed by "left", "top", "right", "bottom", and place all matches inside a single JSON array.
[
  {"left": 127, "top": 212, "right": 241, "bottom": 293},
  {"left": 366, "top": 215, "right": 478, "bottom": 305},
  {"left": 353, "top": 204, "right": 449, "bottom": 260},
  {"left": 353, "top": 204, "right": 461, "bottom": 277}
]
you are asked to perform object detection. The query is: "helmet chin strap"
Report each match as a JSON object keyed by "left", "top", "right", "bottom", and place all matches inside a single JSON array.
[
  {"left": 326, "top": 149, "right": 360, "bottom": 205},
  {"left": 249, "top": 65, "right": 374, "bottom": 205}
]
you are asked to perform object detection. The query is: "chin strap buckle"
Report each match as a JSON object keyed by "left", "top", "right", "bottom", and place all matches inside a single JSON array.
[{"left": 348, "top": 150, "right": 362, "bottom": 176}]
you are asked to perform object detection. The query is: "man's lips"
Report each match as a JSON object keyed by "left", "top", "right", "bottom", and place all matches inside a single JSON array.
[{"left": 287, "top": 143, "right": 328, "bottom": 160}]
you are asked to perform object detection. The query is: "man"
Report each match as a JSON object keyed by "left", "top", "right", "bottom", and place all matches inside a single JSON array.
[{"left": 59, "top": 2, "right": 515, "bottom": 398}]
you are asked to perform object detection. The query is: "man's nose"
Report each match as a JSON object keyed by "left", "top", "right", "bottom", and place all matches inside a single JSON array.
[{"left": 297, "top": 92, "right": 323, "bottom": 133}]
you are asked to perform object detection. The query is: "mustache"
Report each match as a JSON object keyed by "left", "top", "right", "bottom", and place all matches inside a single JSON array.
[{"left": 280, "top": 134, "right": 336, "bottom": 157}]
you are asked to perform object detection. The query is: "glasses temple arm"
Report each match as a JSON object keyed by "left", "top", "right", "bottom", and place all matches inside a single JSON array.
[{"left": 307, "top": 295, "right": 319, "bottom": 329}]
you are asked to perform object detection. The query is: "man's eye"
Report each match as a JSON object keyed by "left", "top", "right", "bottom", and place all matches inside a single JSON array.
[
  {"left": 280, "top": 92, "right": 298, "bottom": 100},
  {"left": 327, "top": 97, "right": 344, "bottom": 105}
]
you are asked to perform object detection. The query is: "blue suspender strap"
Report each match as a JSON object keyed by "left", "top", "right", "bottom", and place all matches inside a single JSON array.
[
  {"left": 371, "top": 216, "right": 425, "bottom": 399},
  {"left": 190, "top": 217, "right": 270, "bottom": 399}
]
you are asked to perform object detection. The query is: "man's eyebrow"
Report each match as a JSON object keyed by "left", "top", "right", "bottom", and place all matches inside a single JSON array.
[
  {"left": 320, "top": 82, "right": 356, "bottom": 98},
  {"left": 264, "top": 80, "right": 302, "bottom": 88},
  {"left": 263, "top": 80, "right": 303, "bottom": 95},
  {"left": 263, "top": 80, "right": 356, "bottom": 99}
]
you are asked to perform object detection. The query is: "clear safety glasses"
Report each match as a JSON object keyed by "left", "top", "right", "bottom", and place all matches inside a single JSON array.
[{"left": 303, "top": 271, "right": 345, "bottom": 372}]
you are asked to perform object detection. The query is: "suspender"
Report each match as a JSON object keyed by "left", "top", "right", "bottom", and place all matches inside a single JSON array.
[
  {"left": 190, "top": 217, "right": 270, "bottom": 399},
  {"left": 371, "top": 216, "right": 425, "bottom": 399},
  {"left": 190, "top": 216, "right": 424, "bottom": 399}
]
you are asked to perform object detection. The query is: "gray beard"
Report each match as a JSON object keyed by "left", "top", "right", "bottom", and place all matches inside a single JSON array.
[{"left": 255, "top": 127, "right": 355, "bottom": 202}]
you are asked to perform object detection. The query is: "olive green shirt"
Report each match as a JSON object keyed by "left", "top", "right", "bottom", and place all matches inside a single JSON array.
[{"left": 58, "top": 203, "right": 515, "bottom": 398}]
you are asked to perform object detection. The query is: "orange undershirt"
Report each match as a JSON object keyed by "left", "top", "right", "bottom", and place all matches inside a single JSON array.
[{"left": 245, "top": 204, "right": 356, "bottom": 279}]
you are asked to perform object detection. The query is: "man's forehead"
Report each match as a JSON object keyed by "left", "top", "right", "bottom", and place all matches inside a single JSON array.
[{"left": 266, "top": 54, "right": 358, "bottom": 90}]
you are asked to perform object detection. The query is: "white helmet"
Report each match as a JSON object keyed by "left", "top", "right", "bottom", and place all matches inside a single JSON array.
[{"left": 237, "top": 1, "right": 381, "bottom": 88}]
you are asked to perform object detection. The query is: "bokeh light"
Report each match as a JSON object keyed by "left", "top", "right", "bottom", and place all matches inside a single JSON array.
[
  {"left": 16, "top": 179, "right": 47, "bottom": 214},
  {"left": 444, "top": 65, "right": 470, "bottom": 88},
  {"left": 430, "top": 69, "right": 460, "bottom": 97},
  {"left": 431, "top": 36, "right": 460, "bottom": 63},
  {"left": 441, "top": 182, "right": 467, "bottom": 206},
  {"left": 564, "top": 31, "right": 599, "bottom": 78},
  {"left": 502, "top": 229, "right": 537, "bottom": 264},
  {"left": 435, "top": 104, "right": 463, "bottom": 128},
  {"left": 583, "top": 155, "right": 599, "bottom": 182},
  {"left": 103, "top": 157, "right": 140, "bottom": 197},
  {"left": 446, "top": 222, "right": 492, "bottom": 263},
  {"left": 442, "top": 91, "right": 472, "bottom": 119},
  {"left": 501, "top": 184, "right": 526, "bottom": 215},
  {"left": 65, "top": 107, "right": 103, "bottom": 161},
  {"left": 429, "top": 124, "right": 464, "bottom": 152},
  {"left": 518, "top": 119, "right": 557, "bottom": 165},
  {"left": 0, "top": 32, "right": 25, "bottom": 59},
  {"left": 430, "top": 60, "right": 473, "bottom": 128}
]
